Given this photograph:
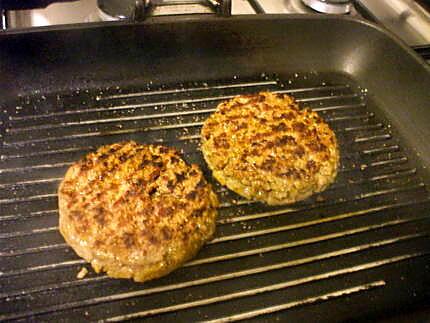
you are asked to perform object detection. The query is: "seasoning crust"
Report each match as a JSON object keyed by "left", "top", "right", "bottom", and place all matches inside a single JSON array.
[
  {"left": 58, "top": 141, "right": 218, "bottom": 282},
  {"left": 201, "top": 92, "right": 339, "bottom": 205}
]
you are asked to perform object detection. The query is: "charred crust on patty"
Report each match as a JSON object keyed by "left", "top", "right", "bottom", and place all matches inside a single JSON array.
[
  {"left": 122, "top": 232, "right": 136, "bottom": 248},
  {"left": 271, "top": 123, "right": 289, "bottom": 132},
  {"left": 58, "top": 141, "right": 218, "bottom": 282},
  {"left": 93, "top": 207, "right": 106, "bottom": 226},
  {"left": 201, "top": 91, "right": 339, "bottom": 205}
]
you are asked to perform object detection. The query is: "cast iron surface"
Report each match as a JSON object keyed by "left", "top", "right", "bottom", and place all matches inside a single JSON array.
[
  {"left": 1, "top": 15, "right": 430, "bottom": 321},
  {"left": 1, "top": 73, "right": 430, "bottom": 322}
]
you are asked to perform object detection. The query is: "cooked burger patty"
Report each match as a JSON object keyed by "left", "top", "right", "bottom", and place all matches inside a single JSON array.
[
  {"left": 201, "top": 92, "right": 339, "bottom": 205},
  {"left": 58, "top": 141, "right": 218, "bottom": 282}
]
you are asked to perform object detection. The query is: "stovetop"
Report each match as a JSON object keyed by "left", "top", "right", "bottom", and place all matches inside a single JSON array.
[{"left": 3, "top": 0, "right": 430, "bottom": 48}]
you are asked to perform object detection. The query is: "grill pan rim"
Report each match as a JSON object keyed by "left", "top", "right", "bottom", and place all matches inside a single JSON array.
[{"left": 0, "top": 13, "right": 428, "bottom": 69}]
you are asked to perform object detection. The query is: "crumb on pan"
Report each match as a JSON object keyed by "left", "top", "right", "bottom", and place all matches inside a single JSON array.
[{"left": 77, "top": 267, "right": 88, "bottom": 279}]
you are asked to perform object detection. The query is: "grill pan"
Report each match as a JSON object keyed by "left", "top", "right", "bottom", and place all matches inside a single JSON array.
[{"left": 1, "top": 15, "right": 430, "bottom": 322}]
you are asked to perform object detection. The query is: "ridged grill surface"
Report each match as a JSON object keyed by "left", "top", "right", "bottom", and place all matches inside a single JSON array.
[{"left": 1, "top": 74, "right": 430, "bottom": 322}]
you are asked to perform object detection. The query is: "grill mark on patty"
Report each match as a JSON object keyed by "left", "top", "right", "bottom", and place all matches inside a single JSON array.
[
  {"left": 307, "top": 141, "right": 327, "bottom": 152},
  {"left": 59, "top": 184, "right": 76, "bottom": 198},
  {"left": 91, "top": 142, "right": 138, "bottom": 182},
  {"left": 281, "top": 168, "right": 302, "bottom": 179},
  {"left": 166, "top": 180, "right": 175, "bottom": 191},
  {"left": 125, "top": 188, "right": 140, "bottom": 198},
  {"left": 159, "top": 146, "right": 170, "bottom": 154},
  {"left": 191, "top": 208, "right": 204, "bottom": 218},
  {"left": 271, "top": 123, "right": 289, "bottom": 132},
  {"left": 294, "top": 145, "right": 306, "bottom": 158},
  {"left": 236, "top": 122, "right": 248, "bottom": 130},
  {"left": 70, "top": 210, "right": 83, "bottom": 219},
  {"left": 162, "top": 227, "right": 171, "bottom": 240},
  {"left": 213, "top": 134, "right": 230, "bottom": 149},
  {"left": 158, "top": 206, "right": 174, "bottom": 217},
  {"left": 261, "top": 157, "right": 276, "bottom": 171},
  {"left": 148, "top": 186, "right": 157, "bottom": 197},
  {"left": 229, "top": 103, "right": 242, "bottom": 110},
  {"left": 275, "top": 135, "right": 296, "bottom": 146},
  {"left": 79, "top": 157, "right": 94, "bottom": 172},
  {"left": 251, "top": 133, "right": 268, "bottom": 141},
  {"left": 196, "top": 178, "right": 206, "bottom": 189},
  {"left": 306, "top": 160, "right": 319, "bottom": 173},
  {"left": 176, "top": 172, "right": 186, "bottom": 183},
  {"left": 119, "top": 153, "right": 129, "bottom": 162},
  {"left": 149, "top": 169, "right": 161, "bottom": 181},
  {"left": 292, "top": 122, "right": 306, "bottom": 132},
  {"left": 93, "top": 207, "right": 106, "bottom": 226},
  {"left": 170, "top": 156, "right": 180, "bottom": 164},
  {"left": 149, "top": 235, "right": 159, "bottom": 246},
  {"left": 122, "top": 232, "right": 136, "bottom": 248},
  {"left": 186, "top": 190, "right": 198, "bottom": 200},
  {"left": 107, "top": 143, "right": 124, "bottom": 154},
  {"left": 264, "top": 141, "right": 275, "bottom": 149}
]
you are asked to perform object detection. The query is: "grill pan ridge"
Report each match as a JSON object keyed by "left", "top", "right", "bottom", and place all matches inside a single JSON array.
[{"left": 1, "top": 74, "right": 430, "bottom": 322}]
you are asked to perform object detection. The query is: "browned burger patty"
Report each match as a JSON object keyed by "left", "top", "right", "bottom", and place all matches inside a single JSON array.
[
  {"left": 58, "top": 141, "right": 218, "bottom": 282},
  {"left": 201, "top": 92, "right": 339, "bottom": 205}
]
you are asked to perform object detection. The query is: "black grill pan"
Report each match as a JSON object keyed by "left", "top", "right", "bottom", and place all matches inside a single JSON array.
[{"left": 1, "top": 15, "right": 430, "bottom": 322}]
